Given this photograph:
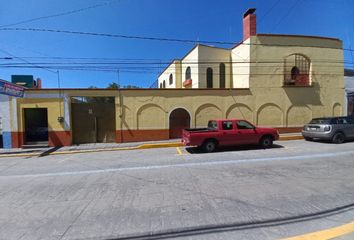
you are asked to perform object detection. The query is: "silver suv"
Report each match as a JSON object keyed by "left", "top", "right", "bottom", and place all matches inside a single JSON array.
[{"left": 302, "top": 116, "right": 354, "bottom": 143}]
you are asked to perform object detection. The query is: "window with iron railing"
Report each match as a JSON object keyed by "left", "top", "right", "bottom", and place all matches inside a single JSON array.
[{"left": 284, "top": 54, "right": 311, "bottom": 86}]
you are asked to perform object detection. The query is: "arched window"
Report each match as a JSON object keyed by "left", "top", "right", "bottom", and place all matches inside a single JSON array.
[
  {"left": 207, "top": 68, "right": 213, "bottom": 88},
  {"left": 219, "top": 63, "right": 225, "bottom": 88},
  {"left": 284, "top": 54, "right": 310, "bottom": 86},
  {"left": 163, "top": 81, "right": 166, "bottom": 88},
  {"left": 185, "top": 67, "right": 191, "bottom": 80},
  {"left": 159, "top": 83, "right": 162, "bottom": 88},
  {"left": 169, "top": 74, "right": 173, "bottom": 85}
]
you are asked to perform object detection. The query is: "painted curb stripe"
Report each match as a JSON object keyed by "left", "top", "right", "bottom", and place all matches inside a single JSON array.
[{"left": 283, "top": 221, "right": 354, "bottom": 240}]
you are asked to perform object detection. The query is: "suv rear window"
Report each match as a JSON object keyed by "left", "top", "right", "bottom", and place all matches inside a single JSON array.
[
  {"left": 310, "top": 117, "right": 353, "bottom": 124},
  {"left": 310, "top": 118, "right": 332, "bottom": 124}
]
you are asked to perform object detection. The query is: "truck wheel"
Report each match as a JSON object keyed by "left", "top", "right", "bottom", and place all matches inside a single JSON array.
[
  {"left": 260, "top": 136, "right": 273, "bottom": 148},
  {"left": 202, "top": 140, "right": 216, "bottom": 153},
  {"left": 332, "top": 132, "right": 345, "bottom": 144}
]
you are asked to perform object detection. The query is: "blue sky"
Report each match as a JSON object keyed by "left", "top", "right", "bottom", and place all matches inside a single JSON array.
[{"left": 0, "top": 0, "right": 353, "bottom": 88}]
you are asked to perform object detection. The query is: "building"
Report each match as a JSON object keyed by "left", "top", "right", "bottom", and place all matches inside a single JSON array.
[
  {"left": 0, "top": 9, "right": 345, "bottom": 148},
  {"left": 345, "top": 68, "right": 354, "bottom": 115},
  {"left": 158, "top": 9, "right": 343, "bottom": 91}
]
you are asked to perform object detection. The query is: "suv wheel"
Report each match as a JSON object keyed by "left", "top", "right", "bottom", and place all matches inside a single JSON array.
[
  {"left": 202, "top": 140, "right": 217, "bottom": 153},
  {"left": 304, "top": 137, "right": 313, "bottom": 141},
  {"left": 260, "top": 136, "right": 273, "bottom": 148},
  {"left": 332, "top": 132, "right": 345, "bottom": 144}
]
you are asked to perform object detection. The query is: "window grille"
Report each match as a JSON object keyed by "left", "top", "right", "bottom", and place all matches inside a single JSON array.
[{"left": 284, "top": 54, "right": 310, "bottom": 86}]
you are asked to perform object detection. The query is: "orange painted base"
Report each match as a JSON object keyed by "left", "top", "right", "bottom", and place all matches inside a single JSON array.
[
  {"left": 11, "top": 131, "right": 71, "bottom": 148},
  {"left": 11, "top": 132, "right": 24, "bottom": 148},
  {"left": 276, "top": 127, "right": 303, "bottom": 134},
  {"left": 116, "top": 129, "right": 169, "bottom": 143},
  {"left": 49, "top": 131, "right": 71, "bottom": 147}
]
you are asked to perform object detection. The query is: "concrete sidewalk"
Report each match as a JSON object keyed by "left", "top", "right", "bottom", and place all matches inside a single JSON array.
[{"left": 0, "top": 132, "right": 303, "bottom": 157}]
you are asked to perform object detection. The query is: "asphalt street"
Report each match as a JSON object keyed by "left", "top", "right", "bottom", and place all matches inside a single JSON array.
[{"left": 0, "top": 140, "right": 354, "bottom": 240}]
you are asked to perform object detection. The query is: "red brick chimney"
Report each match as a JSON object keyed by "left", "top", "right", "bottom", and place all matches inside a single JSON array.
[
  {"left": 243, "top": 8, "right": 256, "bottom": 41},
  {"left": 36, "top": 78, "right": 42, "bottom": 89}
]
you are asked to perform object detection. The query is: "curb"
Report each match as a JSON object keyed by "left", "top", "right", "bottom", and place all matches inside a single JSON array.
[{"left": 0, "top": 135, "right": 303, "bottom": 158}]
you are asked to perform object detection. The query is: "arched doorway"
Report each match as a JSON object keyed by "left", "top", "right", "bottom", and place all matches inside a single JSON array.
[{"left": 169, "top": 108, "right": 191, "bottom": 139}]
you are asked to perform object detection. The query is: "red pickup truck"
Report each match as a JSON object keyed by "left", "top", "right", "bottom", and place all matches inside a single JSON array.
[{"left": 182, "top": 119, "right": 279, "bottom": 152}]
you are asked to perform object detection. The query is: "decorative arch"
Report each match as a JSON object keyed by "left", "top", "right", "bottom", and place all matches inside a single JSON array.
[
  {"left": 286, "top": 105, "right": 312, "bottom": 127},
  {"left": 195, "top": 103, "right": 222, "bottom": 127},
  {"left": 137, "top": 104, "right": 166, "bottom": 129},
  {"left": 226, "top": 103, "right": 253, "bottom": 123},
  {"left": 257, "top": 103, "right": 283, "bottom": 127},
  {"left": 333, "top": 103, "right": 342, "bottom": 117}
]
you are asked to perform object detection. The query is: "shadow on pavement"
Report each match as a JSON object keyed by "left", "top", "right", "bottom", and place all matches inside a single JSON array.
[
  {"left": 185, "top": 144, "right": 284, "bottom": 154},
  {"left": 38, "top": 147, "right": 62, "bottom": 157}
]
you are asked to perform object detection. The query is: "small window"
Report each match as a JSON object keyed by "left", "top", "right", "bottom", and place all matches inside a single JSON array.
[
  {"left": 222, "top": 121, "right": 233, "bottom": 130},
  {"left": 159, "top": 83, "right": 162, "bottom": 88},
  {"left": 169, "top": 74, "right": 173, "bottom": 85},
  {"left": 163, "top": 81, "right": 166, "bottom": 88},
  {"left": 237, "top": 120, "right": 254, "bottom": 129},
  {"left": 185, "top": 67, "right": 191, "bottom": 80},
  {"left": 207, "top": 68, "right": 213, "bottom": 88},
  {"left": 208, "top": 120, "right": 217, "bottom": 130},
  {"left": 337, "top": 118, "right": 348, "bottom": 124},
  {"left": 219, "top": 63, "right": 226, "bottom": 88},
  {"left": 347, "top": 117, "right": 354, "bottom": 124}
]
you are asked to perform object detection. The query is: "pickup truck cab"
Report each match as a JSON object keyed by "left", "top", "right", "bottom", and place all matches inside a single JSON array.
[{"left": 182, "top": 119, "right": 279, "bottom": 152}]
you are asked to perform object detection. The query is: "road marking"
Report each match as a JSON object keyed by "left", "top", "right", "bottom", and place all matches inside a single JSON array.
[
  {"left": 283, "top": 221, "right": 354, "bottom": 240},
  {"left": 1, "top": 150, "right": 354, "bottom": 179},
  {"left": 176, "top": 147, "right": 183, "bottom": 155}
]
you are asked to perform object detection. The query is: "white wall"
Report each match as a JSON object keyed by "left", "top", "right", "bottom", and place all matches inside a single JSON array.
[
  {"left": 231, "top": 38, "right": 252, "bottom": 88},
  {"left": 158, "top": 63, "right": 177, "bottom": 89},
  {"left": 0, "top": 95, "right": 11, "bottom": 133},
  {"left": 182, "top": 46, "right": 199, "bottom": 88}
]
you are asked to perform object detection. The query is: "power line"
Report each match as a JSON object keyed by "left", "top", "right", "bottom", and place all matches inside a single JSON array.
[
  {"left": 0, "top": 65, "right": 345, "bottom": 76},
  {"left": 0, "top": 48, "right": 57, "bottom": 74},
  {"left": 0, "top": 27, "right": 350, "bottom": 52},
  {"left": 0, "top": 59, "right": 352, "bottom": 64},
  {"left": 0, "top": 0, "right": 122, "bottom": 28}
]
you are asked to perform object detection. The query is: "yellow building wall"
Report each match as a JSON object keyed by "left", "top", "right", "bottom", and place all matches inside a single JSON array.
[
  {"left": 197, "top": 45, "right": 231, "bottom": 88},
  {"left": 16, "top": 98, "right": 65, "bottom": 132},
  {"left": 19, "top": 35, "right": 344, "bottom": 144}
]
